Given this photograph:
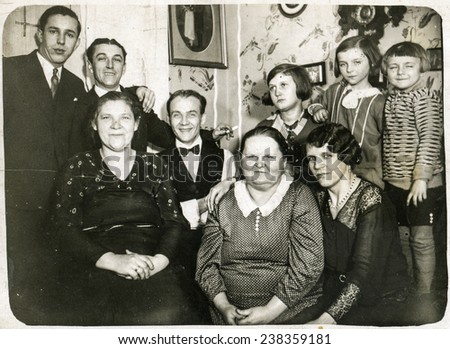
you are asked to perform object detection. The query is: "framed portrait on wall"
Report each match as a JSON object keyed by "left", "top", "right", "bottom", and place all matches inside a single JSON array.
[
  {"left": 301, "top": 61, "right": 326, "bottom": 86},
  {"left": 168, "top": 4, "right": 228, "bottom": 69}
]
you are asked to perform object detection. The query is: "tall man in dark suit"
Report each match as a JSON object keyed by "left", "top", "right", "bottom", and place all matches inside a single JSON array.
[
  {"left": 160, "top": 90, "right": 236, "bottom": 323},
  {"left": 2, "top": 6, "right": 88, "bottom": 323}
]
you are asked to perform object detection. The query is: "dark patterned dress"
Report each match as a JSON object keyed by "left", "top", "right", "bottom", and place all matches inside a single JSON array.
[
  {"left": 51, "top": 150, "right": 203, "bottom": 325},
  {"left": 196, "top": 176, "right": 324, "bottom": 324},
  {"left": 314, "top": 179, "right": 409, "bottom": 323}
]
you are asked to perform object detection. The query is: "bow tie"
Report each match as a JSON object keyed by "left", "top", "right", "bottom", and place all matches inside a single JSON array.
[{"left": 179, "top": 144, "right": 200, "bottom": 156}]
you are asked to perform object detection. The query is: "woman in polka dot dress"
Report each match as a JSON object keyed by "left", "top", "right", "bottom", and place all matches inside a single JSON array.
[
  {"left": 196, "top": 126, "right": 324, "bottom": 325},
  {"left": 50, "top": 92, "right": 203, "bottom": 325}
]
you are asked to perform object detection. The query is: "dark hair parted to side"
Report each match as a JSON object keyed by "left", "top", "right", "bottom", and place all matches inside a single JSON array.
[
  {"left": 334, "top": 35, "right": 382, "bottom": 78},
  {"left": 263, "top": 64, "right": 312, "bottom": 105},
  {"left": 86, "top": 38, "right": 127, "bottom": 64},
  {"left": 306, "top": 123, "right": 362, "bottom": 168},
  {"left": 240, "top": 126, "right": 290, "bottom": 158},
  {"left": 381, "top": 41, "right": 431, "bottom": 75},
  {"left": 166, "top": 89, "right": 207, "bottom": 115},
  {"left": 38, "top": 6, "right": 81, "bottom": 38}
]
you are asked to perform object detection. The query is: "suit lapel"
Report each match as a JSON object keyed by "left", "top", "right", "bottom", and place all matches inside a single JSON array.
[{"left": 25, "top": 52, "right": 54, "bottom": 126}]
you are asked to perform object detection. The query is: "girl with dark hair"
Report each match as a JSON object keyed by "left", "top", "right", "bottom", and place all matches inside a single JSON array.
[
  {"left": 260, "top": 64, "right": 317, "bottom": 147},
  {"left": 308, "top": 35, "right": 385, "bottom": 188},
  {"left": 305, "top": 123, "right": 409, "bottom": 325},
  {"left": 196, "top": 126, "right": 324, "bottom": 325},
  {"left": 258, "top": 63, "right": 319, "bottom": 180}
]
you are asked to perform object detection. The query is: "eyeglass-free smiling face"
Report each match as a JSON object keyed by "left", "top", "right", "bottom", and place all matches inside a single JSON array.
[
  {"left": 89, "top": 43, "right": 126, "bottom": 91},
  {"left": 169, "top": 96, "right": 204, "bottom": 147},
  {"left": 93, "top": 100, "right": 138, "bottom": 153},
  {"left": 385, "top": 56, "right": 422, "bottom": 91}
]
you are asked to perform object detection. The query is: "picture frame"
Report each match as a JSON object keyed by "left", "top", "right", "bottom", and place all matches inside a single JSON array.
[
  {"left": 427, "top": 48, "right": 442, "bottom": 71},
  {"left": 301, "top": 61, "right": 326, "bottom": 85},
  {"left": 168, "top": 5, "right": 228, "bottom": 69}
]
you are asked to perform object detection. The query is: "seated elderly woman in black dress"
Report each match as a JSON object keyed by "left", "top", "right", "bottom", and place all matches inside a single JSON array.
[
  {"left": 196, "top": 126, "right": 324, "bottom": 325},
  {"left": 50, "top": 91, "right": 201, "bottom": 325},
  {"left": 305, "top": 123, "right": 409, "bottom": 325}
]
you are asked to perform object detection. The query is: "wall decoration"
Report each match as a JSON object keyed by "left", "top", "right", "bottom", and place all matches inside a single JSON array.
[
  {"left": 301, "top": 61, "right": 326, "bottom": 86},
  {"left": 337, "top": 5, "right": 407, "bottom": 43},
  {"left": 427, "top": 48, "right": 442, "bottom": 71},
  {"left": 278, "top": 4, "right": 307, "bottom": 18},
  {"left": 189, "top": 68, "right": 215, "bottom": 91},
  {"left": 168, "top": 5, "right": 228, "bottom": 69}
]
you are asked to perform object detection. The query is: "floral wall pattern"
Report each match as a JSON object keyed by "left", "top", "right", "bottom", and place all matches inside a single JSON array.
[{"left": 168, "top": 4, "right": 442, "bottom": 151}]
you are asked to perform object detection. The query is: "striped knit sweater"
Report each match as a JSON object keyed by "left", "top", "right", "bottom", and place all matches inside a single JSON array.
[{"left": 383, "top": 83, "right": 443, "bottom": 190}]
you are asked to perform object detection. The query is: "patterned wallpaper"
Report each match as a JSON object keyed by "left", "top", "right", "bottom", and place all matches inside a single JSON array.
[{"left": 170, "top": 4, "right": 442, "bottom": 150}]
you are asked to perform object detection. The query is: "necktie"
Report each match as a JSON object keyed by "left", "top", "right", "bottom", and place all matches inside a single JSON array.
[
  {"left": 284, "top": 120, "right": 299, "bottom": 148},
  {"left": 51, "top": 68, "right": 59, "bottom": 98},
  {"left": 179, "top": 144, "right": 200, "bottom": 156}
]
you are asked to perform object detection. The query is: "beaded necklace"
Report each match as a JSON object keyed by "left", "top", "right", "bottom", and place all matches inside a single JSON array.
[{"left": 328, "top": 175, "right": 358, "bottom": 211}]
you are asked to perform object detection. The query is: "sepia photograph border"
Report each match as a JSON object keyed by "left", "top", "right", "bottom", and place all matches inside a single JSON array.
[{"left": 0, "top": 0, "right": 449, "bottom": 347}]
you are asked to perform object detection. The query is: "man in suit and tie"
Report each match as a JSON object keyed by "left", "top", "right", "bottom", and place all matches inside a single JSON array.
[
  {"left": 160, "top": 90, "right": 235, "bottom": 323},
  {"left": 2, "top": 5, "right": 88, "bottom": 323},
  {"left": 81, "top": 38, "right": 175, "bottom": 152}
]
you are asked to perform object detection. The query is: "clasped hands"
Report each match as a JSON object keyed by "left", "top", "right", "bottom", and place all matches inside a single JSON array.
[
  {"left": 220, "top": 305, "right": 277, "bottom": 325},
  {"left": 96, "top": 250, "right": 169, "bottom": 280},
  {"left": 214, "top": 293, "right": 286, "bottom": 325}
]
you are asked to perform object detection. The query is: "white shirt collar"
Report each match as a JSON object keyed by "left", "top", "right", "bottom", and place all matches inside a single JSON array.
[
  {"left": 36, "top": 51, "right": 62, "bottom": 89},
  {"left": 234, "top": 174, "right": 292, "bottom": 217},
  {"left": 175, "top": 135, "right": 202, "bottom": 153},
  {"left": 273, "top": 111, "right": 306, "bottom": 134},
  {"left": 94, "top": 85, "right": 121, "bottom": 97},
  {"left": 341, "top": 85, "right": 381, "bottom": 109}
]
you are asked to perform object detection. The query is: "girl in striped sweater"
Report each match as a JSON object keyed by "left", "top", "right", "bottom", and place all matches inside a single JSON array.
[{"left": 382, "top": 42, "right": 444, "bottom": 296}]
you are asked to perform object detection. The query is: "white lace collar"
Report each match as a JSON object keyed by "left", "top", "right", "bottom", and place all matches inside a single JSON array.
[
  {"left": 342, "top": 85, "right": 381, "bottom": 109},
  {"left": 234, "top": 174, "right": 292, "bottom": 217}
]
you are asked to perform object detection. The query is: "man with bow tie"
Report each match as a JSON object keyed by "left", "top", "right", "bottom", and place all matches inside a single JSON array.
[
  {"left": 160, "top": 90, "right": 235, "bottom": 323},
  {"left": 162, "top": 90, "right": 236, "bottom": 231}
]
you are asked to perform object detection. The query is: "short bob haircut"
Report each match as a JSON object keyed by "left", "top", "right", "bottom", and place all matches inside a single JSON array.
[
  {"left": 306, "top": 123, "right": 362, "bottom": 169},
  {"left": 240, "top": 126, "right": 290, "bottom": 158},
  {"left": 381, "top": 41, "right": 431, "bottom": 75},
  {"left": 263, "top": 64, "right": 312, "bottom": 105},
  {"left": 38, "top": 6, "right": 81, "bottom": 38},
  {"left": 86, "top": 38, "right": 127, "bottom": 64},
  {"left": 166, "top": 89, "right": 207, "bottom": 115},
  {"left": 334, "top": 35, "right": 381, "bottom": 79}
]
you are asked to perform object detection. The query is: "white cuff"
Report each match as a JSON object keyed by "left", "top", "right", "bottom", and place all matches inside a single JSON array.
[
  {"left": 180, "top": 199, "right": 201, "bottom": 229},
  {"left": 307, "top": 103, "right": 324, "bottom": 115}
]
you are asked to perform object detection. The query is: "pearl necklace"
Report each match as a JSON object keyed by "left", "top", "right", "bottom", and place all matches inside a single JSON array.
[{"left": 328, "top": 175, "right": 358, "bottom": 210}]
